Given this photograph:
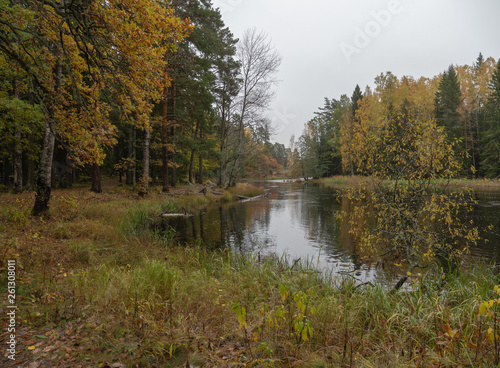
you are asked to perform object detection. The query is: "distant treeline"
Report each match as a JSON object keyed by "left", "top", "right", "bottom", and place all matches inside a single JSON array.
[{"left": 293, "top": 54, "right": 500, "bottom": 179}]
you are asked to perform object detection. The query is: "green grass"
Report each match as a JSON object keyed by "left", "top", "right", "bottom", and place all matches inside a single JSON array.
[{"left": 314, "top": 175, "right": 371, "bottom": 189}]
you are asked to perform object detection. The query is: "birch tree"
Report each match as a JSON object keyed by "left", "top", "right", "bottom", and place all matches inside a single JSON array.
[
  {"left": 225, "top": 28, "right": 281, "bottom": 187},
  {"left": 0, "top": 0, "right": 191, "bottom": 213}
]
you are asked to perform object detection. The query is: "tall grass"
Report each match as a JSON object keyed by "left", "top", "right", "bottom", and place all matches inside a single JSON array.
[{"left": 227, "top": 182, "right": 266, "bottom": 198}]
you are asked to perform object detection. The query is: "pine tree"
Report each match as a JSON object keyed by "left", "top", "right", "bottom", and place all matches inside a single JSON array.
[
  {"left": 481, "top": 59, "right": 500, "bottom": 178},
  {"left": 162, "top": 0, "right": 238, "bottom": 187}
]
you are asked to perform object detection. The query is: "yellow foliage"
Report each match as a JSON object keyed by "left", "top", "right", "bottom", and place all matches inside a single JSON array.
[{"left": 0, "top": 0, "right": 193, "bottom": 167}]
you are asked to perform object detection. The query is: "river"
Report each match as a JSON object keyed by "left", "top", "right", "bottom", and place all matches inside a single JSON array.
[{"left": 161, "top": 181, "right": 500, "bottom": 283}]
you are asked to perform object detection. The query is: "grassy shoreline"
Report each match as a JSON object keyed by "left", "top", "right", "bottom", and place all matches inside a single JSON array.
[
  {"left": 1, "top": 180, "right": 500, "bottom": 367},
  {"left": 315, "top": 175, "right": 500, "bottom": 191}
]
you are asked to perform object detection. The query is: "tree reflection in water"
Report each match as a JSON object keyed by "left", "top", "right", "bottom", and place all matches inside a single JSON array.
[{"left": 159, "top": 181, "right": 500, "bottom": 284}]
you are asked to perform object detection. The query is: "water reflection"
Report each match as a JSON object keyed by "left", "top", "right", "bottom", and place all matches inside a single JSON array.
[{"left": 160, "top": 181, "right": 500, "bottom": 282}]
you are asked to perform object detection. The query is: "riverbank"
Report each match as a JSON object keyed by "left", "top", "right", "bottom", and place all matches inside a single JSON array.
[
  {"left": 315, "top": 175, "right": 500, "bottom": 191},
  {"left": 1, "top": 180, "right": 499, "bottom": 367}
]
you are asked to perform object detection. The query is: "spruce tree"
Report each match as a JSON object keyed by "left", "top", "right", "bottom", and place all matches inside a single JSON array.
[
  {"left": 476, "top": 52, "right": 484, "bottom": 68},
  {"left": 435, "top": 65, "right": 462, "bottom": 137},
  {"left": 473, "top": 52, "right": 487, "bottom": 176},
  {"left": 481, "top": 59, "right": 500, "bottom": 178},
  {"left": 351, "top": 84, "right": 364, "bottom": 121},
  {"left": 435, "top": 65, "right": 463, "bottom": 168}
]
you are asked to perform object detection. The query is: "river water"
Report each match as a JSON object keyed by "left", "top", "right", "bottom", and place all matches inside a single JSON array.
[{"left": 162, "top": 181, "right": 500, "bottom": 283}]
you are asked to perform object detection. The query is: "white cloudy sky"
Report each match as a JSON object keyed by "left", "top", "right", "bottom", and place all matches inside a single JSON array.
[{"left": 211, "top": 0, "right": 500, "bottom": 145}]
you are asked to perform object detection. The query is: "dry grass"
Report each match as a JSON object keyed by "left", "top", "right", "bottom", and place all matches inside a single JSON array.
[
  {"left": 316, "top": 175, "right": 500, "bottom": 192},
  {"left": 226, "top": 182, "right": 267, "bottom": 198},
  {"left": 1, "top": 180, "right": 499, "bottom": 367}
]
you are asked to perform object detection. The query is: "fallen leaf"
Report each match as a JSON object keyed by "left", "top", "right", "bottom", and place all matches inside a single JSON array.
[{"left": 43, "top": 345, "right": 55, "bottom": 353}]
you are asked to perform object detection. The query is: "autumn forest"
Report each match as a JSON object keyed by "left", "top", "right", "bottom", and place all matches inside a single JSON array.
[
  {"left": 1, "top": 1, "right": 500, "bottom": 210},
  {"left": 2, "top": 0, "right": 500, "bottom": 367}
]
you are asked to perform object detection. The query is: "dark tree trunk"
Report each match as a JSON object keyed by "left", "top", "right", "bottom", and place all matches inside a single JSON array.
[
  {"left": 14, "top": 126, "right": 23, "bottom": 193},
  {"left": 198, "top": 129, "right": 203, "bottom": 184},
  {"left": 161, "top": 86, "right": 169, "bottom": 193},
  {"left": 171, "top": 148, "right": 176, "bottom": 187},
  {"left": 91, "top": 164, "right": 102, "bottom": 193},
  {"left": 139, "top": 128, "right": 150, "bottom": 196},
  {"left": 27, "top": 146, "right": 35, "bottom": 191},
  {"left": 13, "top": 79, "right": 22, "bottom": 193},
  {"left": 198, "top": 153, "right": 203, "bottom": 185},
  {"left": 170, "top": 80, "right": 177, "bottom": 188},
  {"left": 218, "top": 100, "right": 226, "bottom": 187},
  {"left": 1, "top": 158, "right": 7, "bottom": 186},
  {"left": 64, "top": 168, "right": 73, "bottom": 188},
  {"left": 188, "top": 149, "right": 195, "bottom": 184},
  {"left": 132, "top": 128, "right": 136, "bottom": 188},
  {"left": 126, "top": 124, "right": 135, "bottom": 186}
]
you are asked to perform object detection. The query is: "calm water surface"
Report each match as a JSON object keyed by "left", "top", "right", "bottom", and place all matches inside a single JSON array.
[{"left": 162, "top": 181, "right": 500, "bottom": 283}]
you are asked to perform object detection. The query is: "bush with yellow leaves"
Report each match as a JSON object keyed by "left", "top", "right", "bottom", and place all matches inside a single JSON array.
[{"left": 478, "top": 285, "right": 500, "bottom": 364}]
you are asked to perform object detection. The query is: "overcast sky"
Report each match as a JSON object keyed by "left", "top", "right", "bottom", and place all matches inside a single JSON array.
[{"left": 211, "top": 0, "right": 500, "bottom": 145}]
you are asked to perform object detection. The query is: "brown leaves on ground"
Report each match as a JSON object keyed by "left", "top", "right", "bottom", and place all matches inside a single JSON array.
[{"left": 0, "top": 320, "right": 130, "bottom": 368}]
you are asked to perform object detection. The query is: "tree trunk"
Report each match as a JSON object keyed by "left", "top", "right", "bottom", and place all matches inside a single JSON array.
[
  {"left": 132, "top": 127, "right": 136, "bottom": 188},
  {"left": 218, "top": 103, "right": 229, "bottom": 187},
  {"left": 188, "top": 149, "right": 195, "bottom": 184},
  {"left": 219, "top": 140, "right": 226, "bottom": 187},
  {"left": 198, "top": 129, "right": 203, "bottom": 184},
  {"left": 171, "top": 148, "right": 177, "bottom": 187},
  {"left": 32, "top": 119, "right": 56, "bottom": 215},
  {"left": 26, "top": 139, "right": 35, "bottom": 191},
  {"left": 1, "top": 158, "right": 7, "bottom": 186},
  {"left": 33, "top": 49, "right": 62, "bottom": 215},
  {"left": 161, "top": 86, "right": 169, "bottom": 193},
  {"left": 198, "top": 153, "right": 203, "bottom": 185},
  {"left": 139, "top": 128, "right": 150, "bottom": 196},
  {"left": 91, "top": 164, "right": 102, "bottom": 193},
  {"left": 14, "top": 126, "right": 23, "bottom": 193},
  {"left": 13, "top": 78, "right": 22, "bottom": 193},
  {"left": 126, "top": 123, "right": 135, "bottom": 185},
  {"left": 170, "top": 80, "right": 177, "bottom": 188},
  {"left": 65, "top": 156, "right": 74, "bottom": 188}
]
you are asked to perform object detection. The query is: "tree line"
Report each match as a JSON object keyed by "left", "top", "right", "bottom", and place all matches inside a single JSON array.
[
  {"left": 296, "top": 53, "right": 500, "bottom": 179},
  {"left": 0, "top": 0, "right": 283, "bottom": 214}
]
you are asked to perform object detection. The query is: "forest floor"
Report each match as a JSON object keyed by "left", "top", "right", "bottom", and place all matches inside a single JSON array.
[{"left": 1, "top": 178, "right": 500, "bottom": 367}]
